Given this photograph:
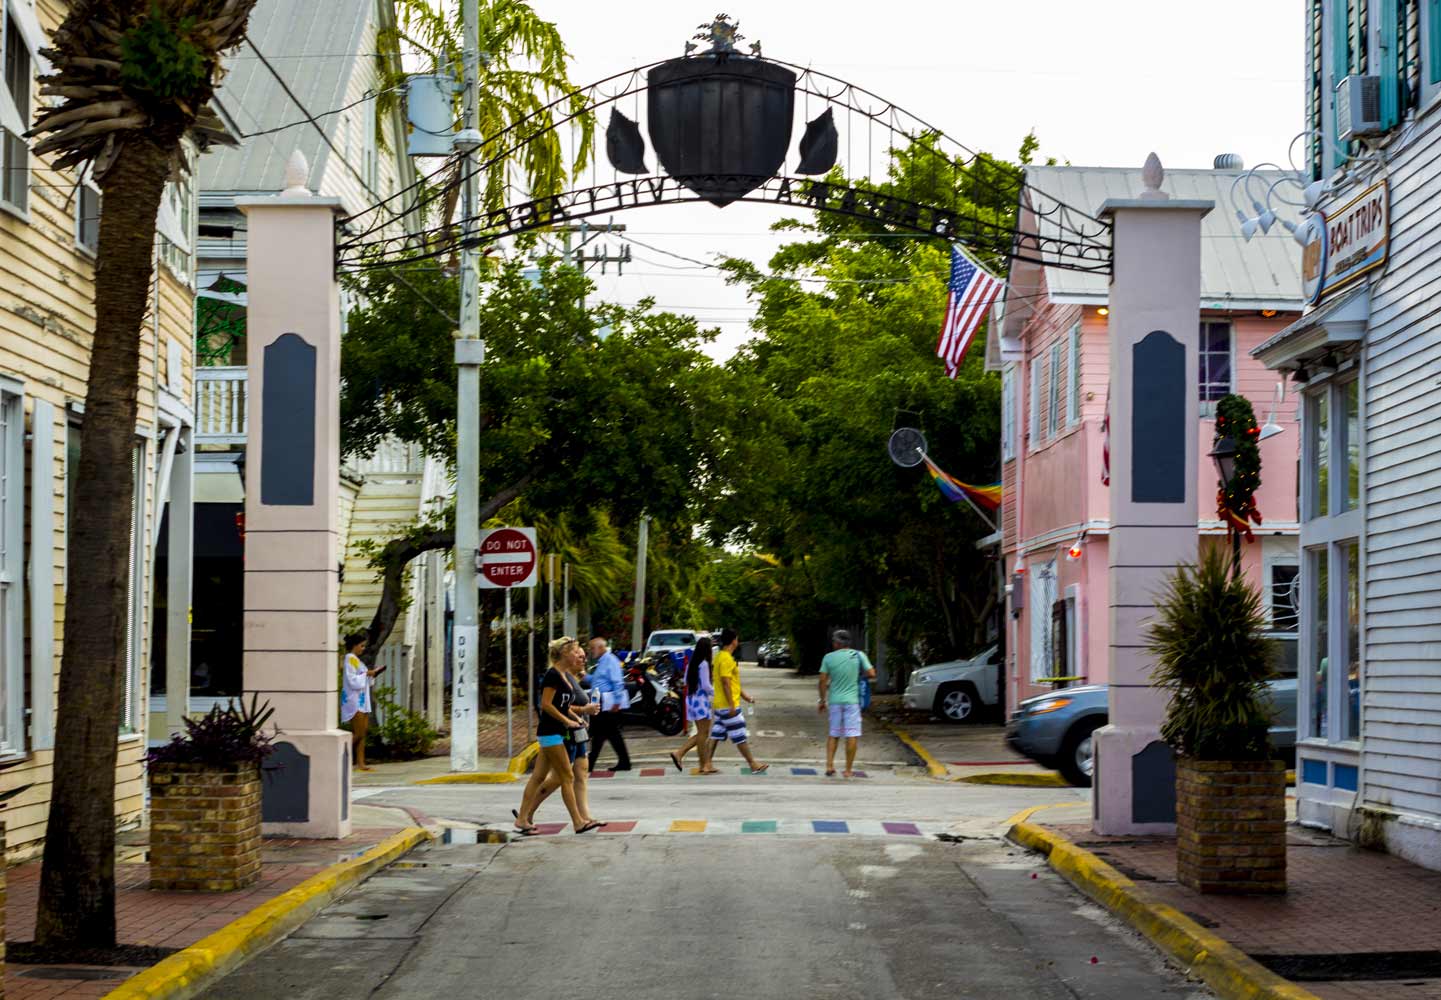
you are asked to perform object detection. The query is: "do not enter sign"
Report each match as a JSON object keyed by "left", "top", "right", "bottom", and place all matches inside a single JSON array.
[{"left": 477, "top": 526, "right": 538, "bottom": 589}]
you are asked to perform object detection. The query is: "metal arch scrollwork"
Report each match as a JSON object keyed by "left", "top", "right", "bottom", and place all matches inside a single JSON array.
[
  {"left": 337, "top": 173, "right": 1112, "bottom": 275},
  {"left": 337, "top": 43, "right": 1114, "bottom": 277}
]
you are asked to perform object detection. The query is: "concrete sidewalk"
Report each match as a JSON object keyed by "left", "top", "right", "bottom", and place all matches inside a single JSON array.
[
  {"left": 4, "top": 805, "right": 416, "bottom": 1000},
  {"left": 1016, "top": 810, "right": 1441, "bottom": 1000},
  {"left": 872, "top": 696, "right": 1068, "bottom": 784}
]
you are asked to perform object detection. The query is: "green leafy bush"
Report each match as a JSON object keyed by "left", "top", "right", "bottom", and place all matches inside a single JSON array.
[
  {"left": 369, "top": 687, "right": 439, "bottom": 760},
  {"left": 1146, "top": 545, "right": 1278, "bottom": 761}
]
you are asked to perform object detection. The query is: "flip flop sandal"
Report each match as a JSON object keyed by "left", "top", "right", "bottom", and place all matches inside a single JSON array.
[
  {"left": 575, "top": 821, "right": 601, "bottom": 835},
  {"left": 514, "top": 826, "right": 539, "bottom": 836},
  {"left": 751, "top": 764, "right": 770, "bottom": 774},
  {"left": 825, "top": 770, "right": 837, "bottom": 777},
  {"left": 669, "top": 752, "right": 683, "bottom": 772}
]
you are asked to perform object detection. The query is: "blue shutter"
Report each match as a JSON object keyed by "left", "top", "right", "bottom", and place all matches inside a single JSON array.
[
  {"left": 1431, "top": 0, "right": 1441, "bottom": 83},
  {"left": 1380, "top": 0, "right": 1399, "bottom": 126},
  {"left": 1334, "top": 0, "right": 1353, "bottom": 167}
]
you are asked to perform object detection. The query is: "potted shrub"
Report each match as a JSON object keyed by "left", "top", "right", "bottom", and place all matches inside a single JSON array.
[
  {"left": 1147, "top": 545, "right": 1286, "bottom": 894},
  {"left": 147, "top": 697, "right": 275, "bottom": 892}
]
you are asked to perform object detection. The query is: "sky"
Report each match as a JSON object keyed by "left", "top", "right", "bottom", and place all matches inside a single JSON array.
[{"left": 526, "top": 1, "right": 1305, "bottom": 360}]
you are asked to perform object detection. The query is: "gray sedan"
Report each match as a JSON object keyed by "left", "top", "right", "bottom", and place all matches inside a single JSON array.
[{"left": 1006, "top": 679, "right": 1297, "bottom": 787}]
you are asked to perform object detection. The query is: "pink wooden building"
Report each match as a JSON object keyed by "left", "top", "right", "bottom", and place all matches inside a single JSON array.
[{"left": 987, "top": 165, "right": 1304, "bottom": 711}]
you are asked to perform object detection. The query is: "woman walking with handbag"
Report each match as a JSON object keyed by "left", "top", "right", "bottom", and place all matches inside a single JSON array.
[
  {"left": 669, "top": 635, "right": 718, "bottom": 773},
  {"left": 513, "top": 637, "right": 601, "bottom": 835}
]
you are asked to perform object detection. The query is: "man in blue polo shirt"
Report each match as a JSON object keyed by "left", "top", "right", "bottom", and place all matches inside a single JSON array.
[{"left": 818, "top": 629, "right": 876, "bottom": 778}]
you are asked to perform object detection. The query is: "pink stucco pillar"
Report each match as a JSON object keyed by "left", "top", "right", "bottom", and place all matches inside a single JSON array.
[
  {"left": 1092, "top": 155, "right": 1211, "bottom": 836},
  {"left": 237, "top": 152, "right": 352, "bottom": 839}
]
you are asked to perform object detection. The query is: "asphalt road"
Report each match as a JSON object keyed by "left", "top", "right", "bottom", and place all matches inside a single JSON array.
[{"left": 200, "top": 668, "right": 1211, "bottom": 1000}]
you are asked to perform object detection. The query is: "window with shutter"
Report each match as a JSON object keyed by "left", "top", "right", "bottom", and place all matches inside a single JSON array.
[
  {"left": 1, "top": 9, "right": 32, "bottom": 214},
  {"left": 1047, "top": 340, "right": 1064, "bottom": 438},
  {"left": 1067, "top": 323, "right": 1081, "bottom": 425},
  {"left": 0, "top": 380, "right": 24, "bottom": 756},
  {"left": 1309, "top": 1, "right": 1326, "bottom": 179}
]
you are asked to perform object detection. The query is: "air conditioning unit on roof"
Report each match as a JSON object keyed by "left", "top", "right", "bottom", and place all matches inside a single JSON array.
[{"left": 1336, "top": 75, "right": 1383, "bottom": 141}]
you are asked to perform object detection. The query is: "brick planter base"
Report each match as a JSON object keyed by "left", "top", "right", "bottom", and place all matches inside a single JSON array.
[
  {"left": 1176, "top": 758, "right": 1286, "bottom": 894},
  {"left": 149, "top": 763, "right": 261, "bottom": 891}
]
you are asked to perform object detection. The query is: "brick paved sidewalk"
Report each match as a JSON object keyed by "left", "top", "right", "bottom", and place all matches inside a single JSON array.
[
  {"left": 4, "top": 826, "right": 405, "bottom": 1000},
  {"left": 1047, "top": 821, "right": 1441, "bottom": 999}
]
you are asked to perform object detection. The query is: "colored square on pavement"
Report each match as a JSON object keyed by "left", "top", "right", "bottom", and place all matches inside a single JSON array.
[
  {"left": 533, "top": 823, "right": 566, "bottom": 836},
  {"left": 640, "top": 768, "right": 666, "bottom": 777},
  {"left": 883, "top": 822, "right": 921, "bottom": 836},
  {"left": 741, "top": 820, "right": 778, "bottom": 834},
  {"left": 851, "top": 771, "right": 868, "bottom": 778},
  {"left": 812, "top": 820, "right": 849, "bottom": 834},
  {"left": 740, "top": 767, "right": 772, "bottom": 775},
  {"left": 670, "top": 819, "right": 707, "bottom": 833},
  {"left": 590, "top": 770, "right": 615, "bottom": 778},
  {"left": 598, "top": 821, "right": 637, "bottom": 833},
  {"left": 791, "top": 767, "right": 817, "bottom": 776}
]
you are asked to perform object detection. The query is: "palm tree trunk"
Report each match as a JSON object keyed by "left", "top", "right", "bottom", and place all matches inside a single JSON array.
[{"left": 35, "top": 131, "right": 177, "bottom": 949}]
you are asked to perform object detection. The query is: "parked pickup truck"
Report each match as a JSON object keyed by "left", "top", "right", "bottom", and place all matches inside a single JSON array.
[
  {"left": 1006, "top": 679, "right": 1298, "bottom": 787},
  {"left": 901, "top": 646, "right": 1002, "bottom": 724}
]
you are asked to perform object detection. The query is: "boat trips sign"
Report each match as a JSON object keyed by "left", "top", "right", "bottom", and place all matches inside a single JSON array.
[{"left": 1302, "top": 179, "right": 1388, "bottom": 304}]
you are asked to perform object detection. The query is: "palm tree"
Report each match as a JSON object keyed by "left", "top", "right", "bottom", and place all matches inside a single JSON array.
[
  {"left": 380, "top": 0, "right": 593, "bottom": 219},
  {"left": 25, "top": 0, "right": 259, "bottom": 950}
]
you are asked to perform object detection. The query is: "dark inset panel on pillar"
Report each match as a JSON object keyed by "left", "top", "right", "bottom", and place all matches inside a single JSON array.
[
  {"left": 1131, "top": 740, "right": 1176, "bottom": 824},
  {"left": 261, "top": 333, "right": 316, "bottom": 506},
  {"left": 1132, "top": 330, "right": 1185, "bottom": 503},
  {"left": 262, "top": 740, "right": 311, "bottom": 823},
  {"left": 342, "top": 746, "right": 350, "bottom": 821}
]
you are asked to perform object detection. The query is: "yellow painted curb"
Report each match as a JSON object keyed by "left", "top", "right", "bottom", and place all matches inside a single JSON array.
[
  {"left": 1008, "top": 820, "right": 1322, "bottom": 1000},
  {"left": 415, "top": 772, "right": 519, "bottom": 784},
  {"left": 955, "top": 771, "right": 1068, "bottom": 787},
  {"left": 413, "top": 741, "right": 539, "bottom": 784},
  {"left": 102, "top": 826, "right": 432, "bottom": 1000},
  {"left": 879, "top": 721, "right": 948, "bottom": 778},
  {"left": 508, "top": 741, "right": 540, "bottom": 774}
]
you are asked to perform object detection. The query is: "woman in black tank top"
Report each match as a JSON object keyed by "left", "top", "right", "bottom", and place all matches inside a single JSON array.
[{"left": 514, "top": 637, "right": 600, "bottom": 834}]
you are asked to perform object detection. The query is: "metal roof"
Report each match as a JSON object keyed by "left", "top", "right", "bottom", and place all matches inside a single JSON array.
[
  {"left": 199, "top": 0, "right": 373, "bottom": 195},
  {"left": 1022, "top": 165, "right": 1303, "bottom": 309}
]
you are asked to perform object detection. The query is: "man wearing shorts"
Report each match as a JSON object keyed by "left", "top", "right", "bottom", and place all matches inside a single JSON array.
[
  {"left": 700, "top": 628, "right": 769, "bottom": 774},
  {"left": 818, "top": 629, "right": 876, "bottom": 777}
]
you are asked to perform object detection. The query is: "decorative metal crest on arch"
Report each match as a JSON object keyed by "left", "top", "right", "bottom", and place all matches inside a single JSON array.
[{"left": 337, "top": 16, "right": 1112, "bottom": 276}]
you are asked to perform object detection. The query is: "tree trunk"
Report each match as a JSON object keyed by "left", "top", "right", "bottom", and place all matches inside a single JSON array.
[
  {"left": 360, "top": 476, "right": 532, "bottom": 666},
  {"left": 36, "top": 131, "right": 178, "bottom": 949}
]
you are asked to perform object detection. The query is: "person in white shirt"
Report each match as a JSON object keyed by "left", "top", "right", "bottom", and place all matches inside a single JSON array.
[{"left": 341, "top": 632, "right": 384, "bottom": 771}]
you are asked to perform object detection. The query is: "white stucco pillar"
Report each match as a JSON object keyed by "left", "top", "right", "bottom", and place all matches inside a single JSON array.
[
  {"left": 165, "top": 425, "right": 194, "bottom": 735},
  {"left": 1093, "top": 155, "right": 1211, "bottom": 836},
  {"left": 237, "top": 152, "right": 351, "bottom": 839}
]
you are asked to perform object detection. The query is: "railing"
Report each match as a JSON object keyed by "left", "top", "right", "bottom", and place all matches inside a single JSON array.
[
  {"left": 195, "top": 367, "right": 247, "bottom": 444},
  {"left": 349, "top": 438, "right": 423, "bottom": 476}
]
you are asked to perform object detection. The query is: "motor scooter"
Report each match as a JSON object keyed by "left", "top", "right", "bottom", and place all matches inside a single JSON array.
[{"left": 601, "top": 650, "right": 685, "bottom": 736}]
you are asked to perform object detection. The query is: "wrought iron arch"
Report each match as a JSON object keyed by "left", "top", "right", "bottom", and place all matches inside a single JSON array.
[{"left": 337, "top": 30, "right": 1111, "bottom": 276}]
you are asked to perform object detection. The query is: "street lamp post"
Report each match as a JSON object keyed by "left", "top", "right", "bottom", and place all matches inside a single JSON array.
[{"left": 1209, "top": 435, "right": 1241, "bottom": 575}]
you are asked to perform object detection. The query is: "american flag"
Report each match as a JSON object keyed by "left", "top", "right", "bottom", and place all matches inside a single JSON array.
[{"left": 935, "top": 245, "right": 1003, "bottom": 379}]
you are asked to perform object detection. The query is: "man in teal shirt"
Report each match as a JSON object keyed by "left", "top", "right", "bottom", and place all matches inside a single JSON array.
[{"left": 818, "top": 629, "right": 876, "bottom": 777}]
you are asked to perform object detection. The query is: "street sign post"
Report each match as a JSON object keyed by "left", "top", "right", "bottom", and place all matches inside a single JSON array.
[{"left": 478, "top": 526, "right": 538, "bottom": 758}]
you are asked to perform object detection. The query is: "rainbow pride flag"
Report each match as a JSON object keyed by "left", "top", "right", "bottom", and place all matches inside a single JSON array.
[{"left": 922, "top": 455, "right": 1002, "bottom": 512}]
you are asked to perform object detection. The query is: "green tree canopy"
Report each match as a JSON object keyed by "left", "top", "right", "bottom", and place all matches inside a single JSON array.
[
  {"left": 710, "top": 135, "right": 1034, "bottom": 671},
  {"left": 339, "top": 258, "right": 724, "bottom": 654}
]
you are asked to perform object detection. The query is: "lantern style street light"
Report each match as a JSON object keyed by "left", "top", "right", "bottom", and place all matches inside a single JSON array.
[{"left": 1209, "top": 435, "right": 1241, "bottom": 574}]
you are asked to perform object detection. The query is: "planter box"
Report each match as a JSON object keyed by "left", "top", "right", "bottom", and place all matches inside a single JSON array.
[
  {"left": 1176, "top": 758, "right": 1286, "bottom": 894},
  {"left": 149, "top": 762, "right": 262, "bottom": 892}
]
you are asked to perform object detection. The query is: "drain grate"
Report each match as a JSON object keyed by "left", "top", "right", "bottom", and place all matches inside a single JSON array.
[{"left": 1252, "top": 951, "right": 1441, "bottom": 982}]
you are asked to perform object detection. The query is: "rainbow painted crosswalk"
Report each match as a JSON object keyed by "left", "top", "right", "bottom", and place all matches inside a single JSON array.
[{"left": 465, "top": 818, "right": 939, "bottom": 839}]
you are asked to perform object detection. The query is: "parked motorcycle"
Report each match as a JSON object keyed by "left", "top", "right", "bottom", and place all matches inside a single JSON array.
[{"left": 599, "top": 649, "right": 685, "bottom": 736}]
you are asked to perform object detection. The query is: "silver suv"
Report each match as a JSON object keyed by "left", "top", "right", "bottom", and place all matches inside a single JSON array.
[{"left": 902, "top": 646, "right": 1001, "bottom": 724}]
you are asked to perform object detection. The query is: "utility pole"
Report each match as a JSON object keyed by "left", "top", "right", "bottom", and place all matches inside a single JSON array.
[
  {"left": 630, "top": 515, "right": 650, "bottom": 652},
  {"left": 450, "top": 0, "right": 484, "bottom": 773}
]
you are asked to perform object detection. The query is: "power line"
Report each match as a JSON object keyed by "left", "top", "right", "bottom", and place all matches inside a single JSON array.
[{"left": 238, "top": 86, "right": 403, "bottom": 139}]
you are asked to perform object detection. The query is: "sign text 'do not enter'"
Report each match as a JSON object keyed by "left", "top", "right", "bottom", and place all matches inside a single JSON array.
[{"left": 478, "top": 526, "right": 537, "bottom": 589}]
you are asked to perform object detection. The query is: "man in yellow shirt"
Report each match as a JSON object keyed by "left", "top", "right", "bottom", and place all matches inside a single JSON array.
[{"left": 699, "top": 628, "right": 769, "bottom": 774}]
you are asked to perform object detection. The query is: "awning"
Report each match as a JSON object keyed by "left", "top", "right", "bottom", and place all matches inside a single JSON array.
[{"left": 1251, "top": 285, "right": 1369, "bottom": 373}]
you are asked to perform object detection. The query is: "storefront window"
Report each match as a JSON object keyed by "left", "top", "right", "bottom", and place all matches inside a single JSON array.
[
  {"left": 1308, "top": 389, "right": 1329, "bottom": 519},
  {"left": 1345, "top": 543, "right": 1360, "bottom": 741},
  {"left": 1344, "top": 379, "right": 1359, "bottom": 512},
  {"left": 1310, "top": 547, "right": 1329, "bottom": 740}
]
